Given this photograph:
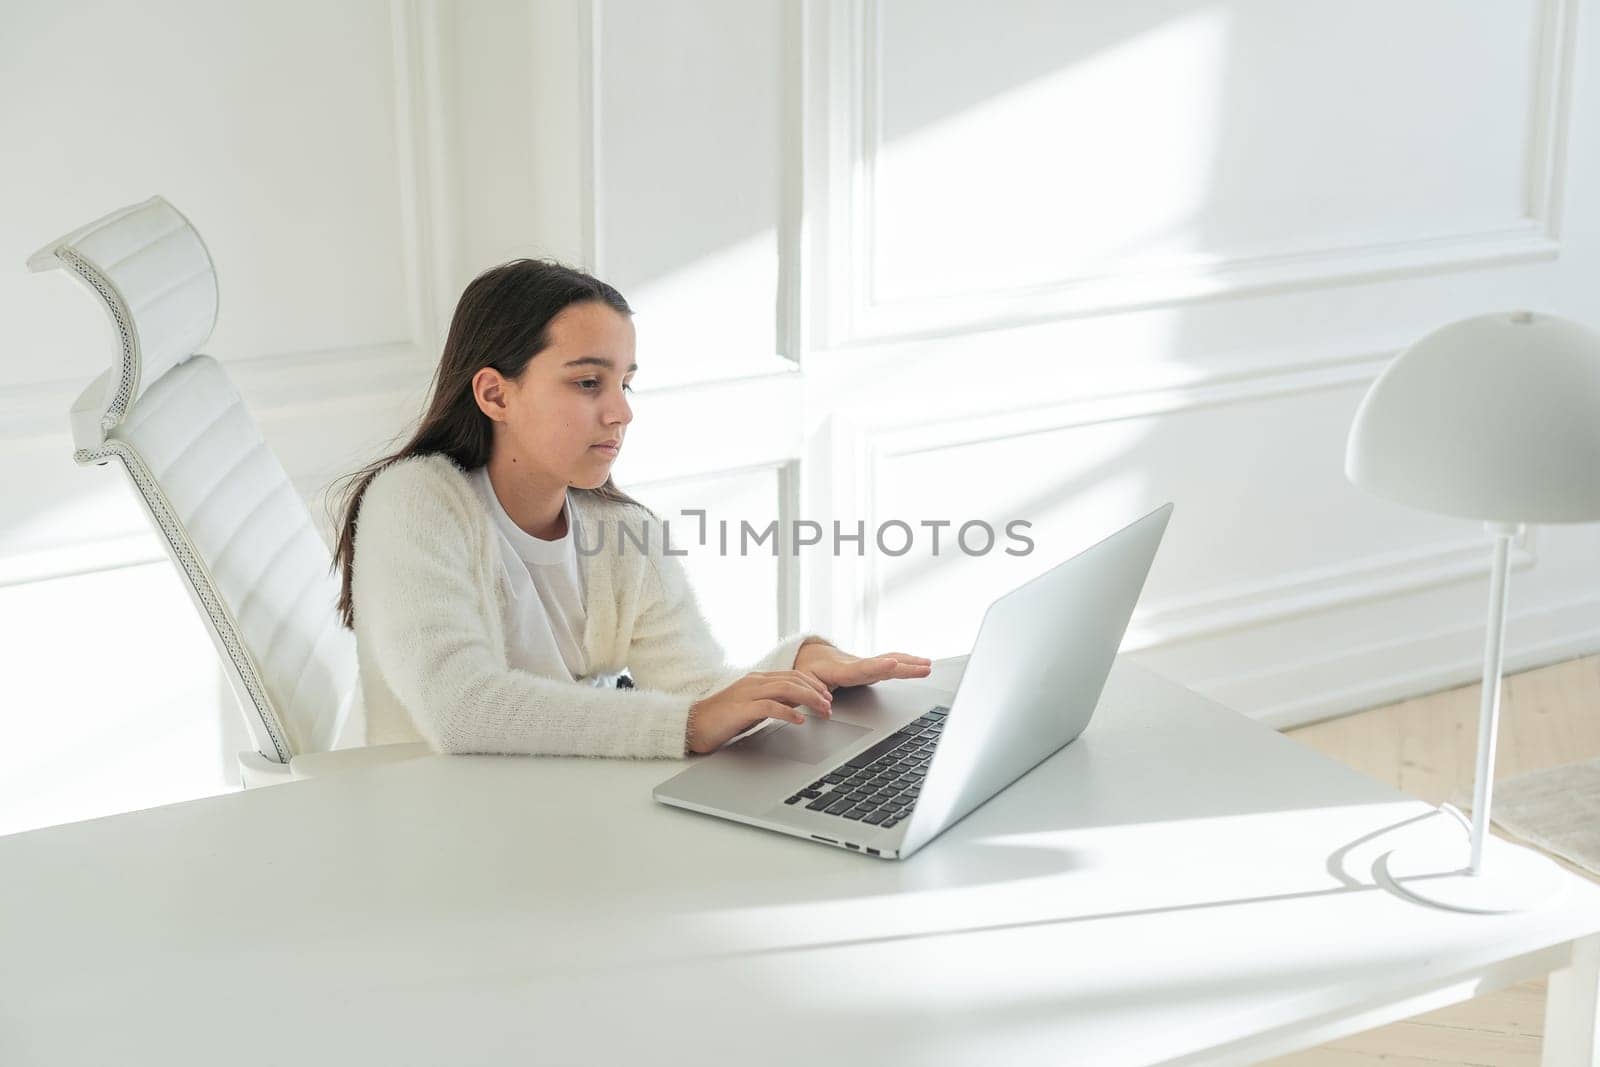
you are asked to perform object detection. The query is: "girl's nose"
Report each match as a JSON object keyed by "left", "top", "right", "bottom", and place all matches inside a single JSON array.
[{"left": 609, "top": 392, "right": 633, "bottom": 426}]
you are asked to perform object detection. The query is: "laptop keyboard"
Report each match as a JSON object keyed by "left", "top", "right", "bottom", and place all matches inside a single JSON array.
[{"left": 783, "top": 706, "right": 949, "bottom": 829}]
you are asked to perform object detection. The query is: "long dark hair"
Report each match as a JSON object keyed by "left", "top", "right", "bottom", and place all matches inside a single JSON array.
[{"left": 329, "top": 258, "right": 648, "bottom": 630}]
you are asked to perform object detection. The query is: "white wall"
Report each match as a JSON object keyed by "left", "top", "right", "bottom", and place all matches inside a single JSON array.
[
  {"left": 3, "top": 0, "right": 1597, "bottom": 836},
  {"left": 790, "top": 0, "right": 1600, "bottom": 725}
]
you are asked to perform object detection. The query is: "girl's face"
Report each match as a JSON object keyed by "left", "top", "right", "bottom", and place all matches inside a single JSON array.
[{"left": 473, "top": 300, "right": 636, "bottom": 490}]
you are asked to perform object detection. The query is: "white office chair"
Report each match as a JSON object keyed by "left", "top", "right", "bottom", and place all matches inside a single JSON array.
[{"left": 28, "top": 196, "right": 430, "bottom": 788}]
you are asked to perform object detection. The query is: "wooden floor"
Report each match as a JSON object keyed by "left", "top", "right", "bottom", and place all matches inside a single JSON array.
[{"left": 1260, "top": 652, "right": 1600, "bottom": 1066}]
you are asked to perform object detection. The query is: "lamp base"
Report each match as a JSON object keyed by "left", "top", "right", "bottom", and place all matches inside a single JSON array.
[{"left": 1374, "top": 804, "right": 1568, "bottom": 914}]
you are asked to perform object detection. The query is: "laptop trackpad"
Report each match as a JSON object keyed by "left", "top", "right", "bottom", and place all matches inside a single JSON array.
[{"left": 734, "top": 717, "right": 870, "bottom": 764}]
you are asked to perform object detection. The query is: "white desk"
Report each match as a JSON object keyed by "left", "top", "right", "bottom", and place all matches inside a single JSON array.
[{"left": 2, "top": 657, "right": 1597, "bottom": 1066}]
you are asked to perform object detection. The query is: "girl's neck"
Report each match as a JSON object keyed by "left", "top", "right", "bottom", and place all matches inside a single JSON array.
[{"left": 485, "top": 453, "right": 568, "bottom": 541}]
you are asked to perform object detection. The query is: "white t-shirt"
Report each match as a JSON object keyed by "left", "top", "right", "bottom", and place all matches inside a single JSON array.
[{"left": 469, "top": 466, "right": 594, "bottom": 684}]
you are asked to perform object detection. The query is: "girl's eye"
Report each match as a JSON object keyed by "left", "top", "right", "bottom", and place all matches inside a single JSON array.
[{"left": 578, "top": 379, "right": 635, "bottom": 393}]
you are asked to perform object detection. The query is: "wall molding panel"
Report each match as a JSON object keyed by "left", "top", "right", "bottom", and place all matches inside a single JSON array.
[
  {"left": 830, "top": 346, "right": 1541, "bottom": 658},
  {"left": 389, "top": 0, "right": 460, "bottom": 353},
  {"left": 1180, "top": 592, "right": 1600, "bottom": 730},
  {"left": 578, "top": 0, "right": 605, "bottom": 275},
  {"left": 801, "top": 0, "right": 1582, "bottom": 349},
  {"left": 5, "top": 0, "right": 458, "bottom": 589}
]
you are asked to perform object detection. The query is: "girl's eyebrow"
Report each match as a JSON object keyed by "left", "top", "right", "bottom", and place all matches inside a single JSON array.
[{"left": 564, "top": 356, "right": 638, "bottom": 372}]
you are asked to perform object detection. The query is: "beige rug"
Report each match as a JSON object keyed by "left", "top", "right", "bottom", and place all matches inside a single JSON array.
[{"left": 1448, "top": 758, "right": 1600, "bottom": 879}]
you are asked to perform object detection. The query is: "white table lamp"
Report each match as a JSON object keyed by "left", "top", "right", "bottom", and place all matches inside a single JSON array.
[{"left": 1346, "top": 309, "right": 1600, "bottom": 913}]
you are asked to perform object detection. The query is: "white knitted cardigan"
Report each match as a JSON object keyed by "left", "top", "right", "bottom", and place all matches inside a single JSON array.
[{"left": 351, "top": 452, "right": 826, "bottom": 758}]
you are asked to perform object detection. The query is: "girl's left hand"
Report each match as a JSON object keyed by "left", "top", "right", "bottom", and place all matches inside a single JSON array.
[{"left": 794, "top": 639, "right": 933, "bottom": 691}]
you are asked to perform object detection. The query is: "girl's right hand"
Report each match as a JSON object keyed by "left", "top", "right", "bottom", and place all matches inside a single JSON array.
[{"left": 686, "top": 670, "right": 833, "bottom": 754}]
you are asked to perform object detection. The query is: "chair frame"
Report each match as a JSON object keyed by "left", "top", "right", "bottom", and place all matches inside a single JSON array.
[{"left": 30, "top": 197, "right": 425, "bottom": 787}]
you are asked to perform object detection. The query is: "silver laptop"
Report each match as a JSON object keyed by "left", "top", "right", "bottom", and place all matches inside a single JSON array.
[{"left": 653, "top": 502, "right": 1174, "bottom": 861}]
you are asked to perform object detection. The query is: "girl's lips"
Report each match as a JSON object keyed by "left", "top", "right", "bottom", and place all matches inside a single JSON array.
[{"left": 592, "top": 444, "right": 619, "bottom": 454}]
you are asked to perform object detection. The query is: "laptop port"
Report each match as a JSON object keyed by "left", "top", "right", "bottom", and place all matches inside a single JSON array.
[
  {"left": 845, "top": 843, "right": 859, "bottom": 850},
  {"left": 810, "top": 835, "right": 836, "bottom": 844},
  {"left": 866, "top": 848, "right": 880, "bottom": 856}
]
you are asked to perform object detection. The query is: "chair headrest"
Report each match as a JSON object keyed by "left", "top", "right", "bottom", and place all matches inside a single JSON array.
[{"left": 29, "top": 196, "right": 219, "bottom": 447}]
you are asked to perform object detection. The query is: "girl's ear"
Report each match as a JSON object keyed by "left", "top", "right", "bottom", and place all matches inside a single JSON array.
[{"left": 472, "top": 367, "right": 511, "bottom": 423}]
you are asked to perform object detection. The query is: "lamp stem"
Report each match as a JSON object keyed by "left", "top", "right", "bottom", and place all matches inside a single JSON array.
[{"left": 1469, "top": 522, "right": 1521, "bottom": 875}]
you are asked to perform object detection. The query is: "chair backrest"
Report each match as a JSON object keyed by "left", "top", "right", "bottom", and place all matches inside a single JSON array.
[{"left": 29, "top": 196, "right": 357, "bottom": 763}]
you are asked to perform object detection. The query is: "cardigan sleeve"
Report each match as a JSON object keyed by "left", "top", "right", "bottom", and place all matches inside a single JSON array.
[
  {"left": 624, "top": 529, "right": 830, "bottom": 705},
  {"left": 353, "top": 467, "right": 695, "bottom": 759}
]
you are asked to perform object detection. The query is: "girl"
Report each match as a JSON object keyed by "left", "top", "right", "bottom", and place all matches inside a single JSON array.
[{"left": 331, "top": 259, "right": 932, "bottom": 758}]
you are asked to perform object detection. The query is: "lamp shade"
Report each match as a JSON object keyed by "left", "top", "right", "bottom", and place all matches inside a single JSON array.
[{"left": 1345, "top": 311, "right": 1600, "bottom": 523}]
